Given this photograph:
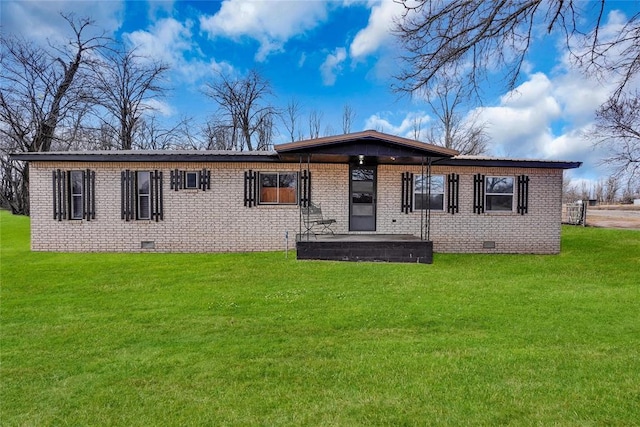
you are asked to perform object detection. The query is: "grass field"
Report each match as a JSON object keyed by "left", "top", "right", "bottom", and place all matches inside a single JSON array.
[{"left": 1, "top": 210, "right": 639, "bottom": 426}]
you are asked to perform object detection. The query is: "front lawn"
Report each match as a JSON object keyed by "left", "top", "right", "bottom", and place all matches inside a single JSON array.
[{"left": 1, "top": 211, "right": 639, "bottom": 425}]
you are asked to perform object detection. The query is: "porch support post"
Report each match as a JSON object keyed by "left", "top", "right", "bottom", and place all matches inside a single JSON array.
[
  {"left": 426, "top": 156, "right": 432, "bottom": 242},
  {"left": 299, "top": 154, "right": 304, "bottom": 241},
  {"left": 307, "top": 154, "right": 311, "bottom": 240},
  {"left": 420, "top": 157, "right": 425, "bottom": 240}
]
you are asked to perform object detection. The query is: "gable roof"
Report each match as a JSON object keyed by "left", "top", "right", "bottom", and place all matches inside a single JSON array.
[{"left": 274, "top": 130, "right": 458, "bottom": 164}]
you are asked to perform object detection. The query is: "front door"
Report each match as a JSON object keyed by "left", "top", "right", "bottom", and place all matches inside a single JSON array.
[{"left": 350, "top": 165, "right": 376, "bottom": 231}]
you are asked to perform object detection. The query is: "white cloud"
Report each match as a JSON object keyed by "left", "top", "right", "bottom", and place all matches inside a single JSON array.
[
  {"left": 320, "top": 47, "right": 347, "bottom": 86},
  {"left": 125, "top": 18, "right": 192, "bottom": 65},
  {"left": 477, "top": 73, "right": 562, "bottom": 157},
  {"left": 143, "top": 98, "right": 175, "bottom": 117},
  {"left": 2, "top": 0, "right": 123, "bottom": 45},
  {"left": 124, "top": 18, "right": 233, "bottom": 85},
  {"left": 364, "top": 111, "right": 431, "bottom": 139},
  {"left": 200, "top": 0, "right": 330, "bottom": 61},
  {"left": 350, "top": 0, "right": 403, "bottom": 59}
]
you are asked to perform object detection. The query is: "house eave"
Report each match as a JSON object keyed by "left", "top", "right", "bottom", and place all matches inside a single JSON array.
[
  {"left": 436, "top": 156, "right": 582, "bottom": 169},
  {"left": 11, "top": 150, "right": 281, "bottom": 163}
]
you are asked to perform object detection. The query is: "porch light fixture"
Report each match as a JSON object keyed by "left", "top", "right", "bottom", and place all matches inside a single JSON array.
[{"left": 358, "top": 155, "right": 364, "bottom": 165}]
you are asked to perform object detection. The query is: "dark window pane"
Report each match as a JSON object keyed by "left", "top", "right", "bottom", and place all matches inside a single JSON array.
[
  {"left": 486, "top": 195, "right": 513, "bottom": 211},
  {"left": 352, "top": 193, "right": 373, "bottom": 204},
  {"left": 430, "top": 194, "right": 444, "bottom": 210},
  {"left": 261, "top": 173, "right": 277, "bottom": 188},
  {"left": 138, "top": 195, "right": 150, "bottom": 219},
  {"left": 71, "top": 195, "right": 83, "bottom": 219},
  {"left": 138, "top": 172, "right": 150, "bottom": 195},
  {"left": 71, "top": 171, "right": 83, "bottom": 195},
  {"left": 352, "top": 181, "right": 373, "bottom": 193},
  {"left": 414, "top": 175, "right": 445, "bottom": 210},
  {"left": 185, "top": 172, "right": 198, "bottom": 188},
  {"left": 279, "top": 173, "right": 297, "bottom": 189}
]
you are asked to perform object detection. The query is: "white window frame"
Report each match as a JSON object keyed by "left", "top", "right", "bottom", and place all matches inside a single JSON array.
[
  {"left": 485, "top": 176, "right": 514, "bottom": 212},
  {"left": 69, "top": 170, "right": 84, "bottom": 220},
  {"left": 413, "top": 174, "right": 445, "bottom": 211},
  {"left": 184, "top": 171, "right": 199, "bottom": 189},
  {"left": 137, "top": 171, "right": 151, "bottom": 220},
  {"left": 258, "top": 172, "right": 298, "bottom": 205}
]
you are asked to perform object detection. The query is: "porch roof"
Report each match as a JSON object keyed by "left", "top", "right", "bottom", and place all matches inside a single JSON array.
[{"left": 274, "top": 130, "right": 459, "bottom": 164}]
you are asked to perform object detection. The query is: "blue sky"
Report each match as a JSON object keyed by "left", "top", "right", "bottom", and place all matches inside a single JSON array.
[{"left": 3, "top": 0, "right": 639, "bottom": 186}]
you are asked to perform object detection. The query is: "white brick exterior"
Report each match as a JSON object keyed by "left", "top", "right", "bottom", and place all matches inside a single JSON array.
[{"left": 29, "top": 160, "right": 564, "bottom": 254}]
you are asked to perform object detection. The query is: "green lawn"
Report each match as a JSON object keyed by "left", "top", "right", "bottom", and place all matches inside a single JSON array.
[{"left": 1, "top": 211, "right": 639, "bottom": 426}]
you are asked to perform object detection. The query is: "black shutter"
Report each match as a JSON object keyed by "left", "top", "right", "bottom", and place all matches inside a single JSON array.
[
  {"left": 299, "top": 169, "right": 311, "bottom": 207},
  {"left": 85, "top": 169, "right": 96, "bottom": 220},
  {"left": 52, "top": 169, "right": 67, "bottom": 221},
  {"left": 517, "top": 174, "right": 530, "bottom": 215},
  {"left": 170, "top": 169, "right": 183, "bottom": 190},
  {"left": 473, "top": 173, "right": 485, "bottom": 214},
  {"left": 244, "top": 170, "right": 257, "bottom": 207},
  {"left": 151, "top": 170, "right": 163, "bottom": 221},
  {"left": 401, "top": 172, "right": 413, "bottom": 214},
  {"left": 447, "top": 173, "right": 459, "bottom": 214},
  {"left": 200, "top": 168, "right": 211, "bottom": 191},
  {"left": 121, "top": 170, "right": 135, "bottom": 221}
]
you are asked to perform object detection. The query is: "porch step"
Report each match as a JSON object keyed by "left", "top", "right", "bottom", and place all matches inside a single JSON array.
[{"left": 296, "top": 239, "right": 433, "bottom": 264}]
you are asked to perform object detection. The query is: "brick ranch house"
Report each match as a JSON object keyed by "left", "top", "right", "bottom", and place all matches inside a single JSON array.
[{"left": 14, "top": 130, "right": 581, "bottom": 263}]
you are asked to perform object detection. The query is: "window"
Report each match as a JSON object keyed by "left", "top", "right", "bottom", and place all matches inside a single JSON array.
[
  {"left": 52, "top": 169, "right": 95, "bottom": 221},
  {"left": 137, "top": 171, "right": 151, "bottom": 220},
  {"left": 170, "top": 169, "right": 210, "bottom": 191},
  {"left": 485, "top": 176, "right": 514, "bottom": 211},
  {"left": 69, "top": 171, "right": 84, "bottom": 219},
  {"left": 259, "top": 172, "right": 298, "bottom": 204},
  {"left": 121, "top": 170, "right": 163, "bottom": 221},
  {"left": 184, "top": 171, "right": 198, "bottom": 189},
  {"left": 414, "top": 175, "right": 445, "bottom": 210}
]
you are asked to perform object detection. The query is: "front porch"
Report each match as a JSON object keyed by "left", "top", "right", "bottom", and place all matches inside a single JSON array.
[{"left": 296, "top": 234, "right": 433, "bottom": 264}]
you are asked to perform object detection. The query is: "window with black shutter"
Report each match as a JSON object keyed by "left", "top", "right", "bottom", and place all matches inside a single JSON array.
[
  {"left": 121, "top": 170, "right": 163, "bottom": 221},
  {"left": 170, "top": 169, "right": 211, "bottom": 191},
  {"left": 52, "top": 169, "right": 96, "bottom": 221}
]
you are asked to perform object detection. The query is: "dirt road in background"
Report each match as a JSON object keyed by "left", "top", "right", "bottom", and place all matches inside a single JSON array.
[{"left": 586, "top": 206, "right": 640, "bottom": 229}]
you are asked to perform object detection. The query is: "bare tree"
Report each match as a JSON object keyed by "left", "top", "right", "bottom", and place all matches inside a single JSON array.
[
  {"left": 202, "top": 114, "right": 239, "bottom": 150},
  {"left": 308, "top": 110, "right": 323, "bottom": 139},
  {"left": 203, "top": 69, "right": 277, "bottom": 151},
  {"left": 425, "top": 77, "right": 488, "bottom": 155},
  {"left": 92, "top": 48, "right": 169, "bottom": 150},
  {"left": 394, "top": 1, "right": 640, "bottom": 99},
  {"left": 282, "top": 98, "right": 302, "bottom": 142},
  {"left": 342, "top": 104, "right": 356, "bottom": 134},
  {"left": 134, "top": 116, "right": 189, "bottom": 150},
  {"left": 0, "top": 14, "right": 107, "bottom": 214},
  {"left": 603, "top": 175, "right": 621, "bottom": 204},
  {"left": 411, "top": 115, "right": 424, "bottom": 141},
  {"left": 324, "top": 124, "right": 335, "bottom": 137},
  {"left": 591, "top": 91, "right": 640, "bottom": 185}
]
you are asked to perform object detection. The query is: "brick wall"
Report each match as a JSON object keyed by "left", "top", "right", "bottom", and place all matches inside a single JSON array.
[{"left": 29, "top": 161, "right": 564, "bottom": 254}]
